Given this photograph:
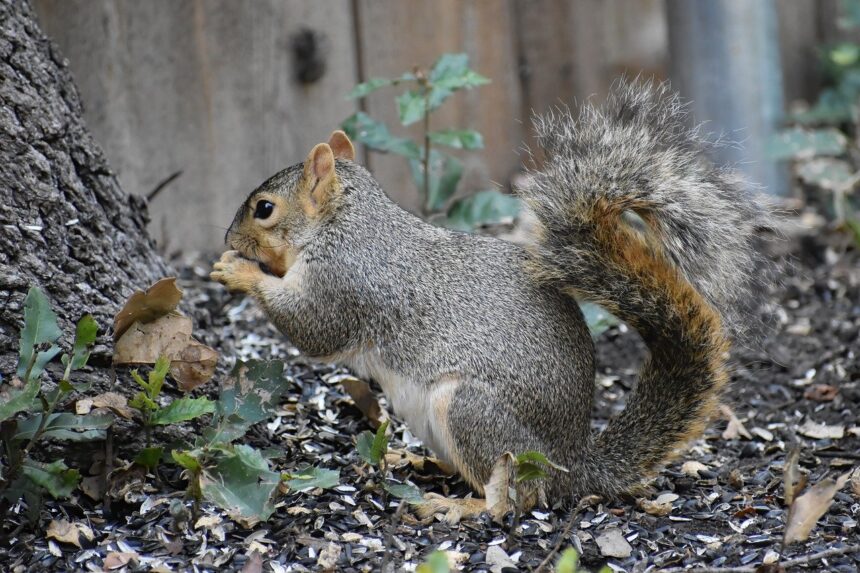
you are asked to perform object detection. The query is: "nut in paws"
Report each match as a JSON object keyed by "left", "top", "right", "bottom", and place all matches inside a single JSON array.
[{"left": 211, "top": 250, "right": 262, "bottom": 293}]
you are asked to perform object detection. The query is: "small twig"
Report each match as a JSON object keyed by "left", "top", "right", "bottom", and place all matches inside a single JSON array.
[
  {"left": 146, "top": 170, "right": 183, "bottom": 202},
  {"left": 102, "top": 426, "right": 113, "bottom": 515},
  {"left": 660, "top": 543, "right": 860, "bottom": 573},
  {"left": 380, "top": 500, "right": 407, "bottom": 573},
  {"left": 532, "top": 503, "right": 580, "bottom": 573},
  {"left": 782, "top": 544, "right": 860, "bottom": 568}
]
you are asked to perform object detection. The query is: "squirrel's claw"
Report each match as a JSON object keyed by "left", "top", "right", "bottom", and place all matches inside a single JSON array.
[{"left": 211, "top": 250, "right": 263, "bottom": 293}]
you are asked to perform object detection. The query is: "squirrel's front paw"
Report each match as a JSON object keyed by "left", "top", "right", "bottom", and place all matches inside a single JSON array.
[{"left": 211, "top": 250, "right": 263, "bottom": 293}]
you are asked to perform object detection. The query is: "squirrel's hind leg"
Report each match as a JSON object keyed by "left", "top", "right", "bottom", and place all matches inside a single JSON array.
[{"left": 415, "top": 378, "right": 553, "bottom": 523}]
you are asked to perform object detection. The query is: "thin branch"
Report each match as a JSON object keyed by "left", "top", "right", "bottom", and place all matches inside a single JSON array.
[
  {"left": 660, "top": 543, "right": 860, "bottom": 573},
  {"left": 532, "top": 504, "right": 579, "bottom": 573}
]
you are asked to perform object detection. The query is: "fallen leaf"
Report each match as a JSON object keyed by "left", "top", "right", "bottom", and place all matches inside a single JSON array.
[
  {"left": 113, "top": 277, "right": 182, "bottom": 340},
  {"left": 784, "top": 471, "right": 852, "bottom": 544},
  {"left": 750, "top": 427, "right": 774, "bottom": 442},
  {"left": 113, "top": 313, "right": 217, "bottom": 391},
  {"left": 485, "top": 452, "right": 515, "bottom": 522},
  {"left": 104, "top": 551, "right": 138, "bottom": 570},
  {"left": 798, "top": 419, "right": 845, "bottom": 440},
  {"left": 335, "top": 375, "right": 385, "bottom": 428},
  {"left": 720, "top": 405, "right": 752, "bottom": 440},
  {"left": 803, "top": 384, "right": 838, "bottom": 402},
  {"left": 595, "top": 527, "right": 632, "bottom": 558},
  {"left": 485, "top": 544, "right": 516, "bottom": 573},
  {"left": 46, "top": 519, "right": 94, "bottom": 548},
  {"left": 75, "top": 398, "right": 93, "bottom": 415},
  {"left": 316, "top": 543, "right": 341, "bottom": 572},
  {"left": 80, "top": 475, "right": 105, "bottom": 501},
  {"left": 639, "top": 493, "right": 677, "bottom": 516},
  {"left": 241, "top": 551, "right": 264, "bottom": 573},
  {"left": 681, "top": 461, "right": 709, "bottom": 477},
  {"left": 850, "top": 468, "right": 860, "bottom": 500},
  {"left": 91, "top": 392, "right": 134, "bottom": 420},
  {"left": 195, "top": 515, "right": 223, "bottom": 529},
  {"left": 783, "top": 448, "right": 805, "bottom": 506}
]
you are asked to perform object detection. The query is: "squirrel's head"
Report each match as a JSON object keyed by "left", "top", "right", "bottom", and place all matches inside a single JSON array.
[{"left": 225, "top": 130, "right": 355, "bottom": 277}]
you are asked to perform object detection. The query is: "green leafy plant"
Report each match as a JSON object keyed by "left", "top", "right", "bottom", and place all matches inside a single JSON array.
[
  {"left": 768, "top": 0, "right": 860, "bottom": 239},
  {"left": 513, "top": 450, "right": 568, "bottom": 484},
  {"left": 0, "top": 287, "right": 107, "bottom": 519},
  {"left": 416, "top": 551, "right": 451, "bottom": 573},
  {"left": 556, "top": 548, "right": 612, "bottom": 573},
  {"left": 129, "top": 355, "right": 215, "bottom": 456},
  {"left": 343, "top": 53, "right": 521, "bottom": 230},
  {"left": 170, "top": 360, "right": 339, "bottom": 525},
  {"left": 356, "top": 419, "right": 390, "bottom": 469}
]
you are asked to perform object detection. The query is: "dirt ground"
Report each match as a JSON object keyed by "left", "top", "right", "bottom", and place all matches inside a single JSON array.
[{"left": 0, "top": 210, "right": 858, "bottom": 572}]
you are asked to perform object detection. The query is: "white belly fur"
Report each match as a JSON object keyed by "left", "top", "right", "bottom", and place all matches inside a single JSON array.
[{"left": 344, "top": 349, "right": 454, "bottom": 464}]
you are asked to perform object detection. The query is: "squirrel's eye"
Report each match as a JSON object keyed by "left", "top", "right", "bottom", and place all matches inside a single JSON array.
[{"left": 253, "top": 200, "right": 274, "bottom": 220}]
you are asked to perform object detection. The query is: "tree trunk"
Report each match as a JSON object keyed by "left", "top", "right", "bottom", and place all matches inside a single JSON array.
[{"left": 0, "top": 0, "right": 170, "bottom": 371}]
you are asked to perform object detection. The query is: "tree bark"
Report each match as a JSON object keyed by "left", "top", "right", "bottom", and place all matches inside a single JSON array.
[{"left": 0, "top": 0, "right": 170, "bottom": 371}]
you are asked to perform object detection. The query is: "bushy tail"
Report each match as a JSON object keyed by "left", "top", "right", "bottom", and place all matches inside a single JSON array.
[{"left": 520, "top": 79, "right": 772, "bottom": 496}]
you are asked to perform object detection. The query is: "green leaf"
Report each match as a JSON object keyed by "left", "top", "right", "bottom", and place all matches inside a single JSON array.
[
  {"left": 17, "top": 287, "right": 62, "bottom": 380},
  {"left": 796, "top": 158, "right": 856, "bottom": 191},
  {"left": 220, "top": 360, "right": 289, "bottom": 424},
  {"left": 148, "top": 355, "right": 170, "bottom": 399},
  {"left": 151, "top": 396, "right": 215, "bottom": 425},
  {"left": 356, "top": 420, "right": 389, "bottom": 466},
  {"left": 382, "top": 481, "right": 424, "bottom": 504},
  {"left": 21, "top": 458, "right": 80, "bottom": 498},
  {"left": 792, "top": 88, "right": 854, "bottom": 125},
  {"left": 341, "top": 112, "right": 421, "bottom": 159},
  {"left": 172, "top": 449, "right": 202, "bottom": 472},
  {"left": 200, "top": 444, "right": 280, "bottom": 524},
  {"left": 555, "top": 548, "right": 580, "bottom": 573},
  {"left": 416, "top": 551, "right": 451, "bottom": 573},
  {"left": 515, "top": 462, "right": 547, "bottom": 483},
  {"left": 135, "top": 446, "right": 164, "bottom": 470},
  {"left": 66, "top": 315, "right": 98, "bottom": 371},
  {"left": 443, "top": 190, "right": 521, "bottom": 231},
  {"left": 840, "top": 0, "right": 860, "bottom": 29},
  {"left": 348, "top": 73, "right": 417, "bottom": 99},
  {"left": 349, "top": 77, "right": 394, "bottom": 99},
  {"left": 284, "top": 466, "right": 340, "bottom": 492},
  {"left": 356, "top": 430, "right": 376, "bottom": 465},
  {"left": 846, "top": 217, "right": 860, "bottom": 246},
  {"left": 409, "top": 150, "right": 463, "bottom": 211},
  {"left": 14, "top": 412, "right": 113, "bottom": 442},
  {"left": 371, "top": 419, "right": 390, "bottom": 461},
  {"left": 579, "top": 302, "right": 619, "bottom": 338},
  {"left": 430, "top": 53, "right": 490, "bottom": 91},
  {"left": 766, "top": 128, "right": 848, "bottom": 160},
  {"left": 0, "top": 377, "right": 41, "bottom": 422},
  {"left": 129, "top": 391, "right": 157, "bottom": 413},
  {"left": 397, "top": 90, "right": 428, "bottom": 126},
  {"left": 428, "top": 129, "right": 484, "bottom": 150}
]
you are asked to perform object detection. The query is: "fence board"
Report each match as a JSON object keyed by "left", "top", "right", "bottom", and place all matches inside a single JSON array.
[
  {"left": 355, "top": 0, "right": 523, "bottom": 212},
  {"left": 33, "top": 0, "right": 358, "bottom": 253}
]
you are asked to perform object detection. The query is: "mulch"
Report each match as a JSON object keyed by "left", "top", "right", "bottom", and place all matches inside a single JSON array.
[{"left": 0, "top": 209, "right": 858, "bottom": 572}]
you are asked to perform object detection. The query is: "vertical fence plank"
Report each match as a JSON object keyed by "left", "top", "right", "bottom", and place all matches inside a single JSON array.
[
  {"left": 32, "top": 0, "right": 359, "bottom": 253},
  {"left": 355, "top": 0, "right": 522, "bottom": 211}
]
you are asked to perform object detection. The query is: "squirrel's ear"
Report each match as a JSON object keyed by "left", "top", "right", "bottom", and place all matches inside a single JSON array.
[
  {"left": 302, "top": 143, "right": 338, "bottom": 212},
  {"left": 328, "top": 130, "right": 355, "bottom": 161}
]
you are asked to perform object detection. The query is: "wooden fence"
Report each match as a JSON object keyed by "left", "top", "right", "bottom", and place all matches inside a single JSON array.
[{"left": 30, "top": 0, "right": 853, "bottom": 252}]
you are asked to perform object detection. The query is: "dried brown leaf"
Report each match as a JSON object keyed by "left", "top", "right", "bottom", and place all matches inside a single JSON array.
[
  {"left": 784, "top": 447, "right": 803, "bottom": 507},
  {"left": 720, "top": 404, "right": 752, "bottom": 440},
  {"left": 784, "top": 471, "right": 852, "bottom": 545},
  {"left": 595, "top": 527, "right": 633, "bottom": 558},
  {"left": 104, "top": 551, "right": 138, "bottom": 570},
  {"left": 638, "top": 493, "right": 677, "bottom": 516},
  {"left": 798, "top": 419, "right": 845, "bottom": 440},
  {"left": 485, "top": 452, "right": 516, "bottom": 522},
  {"left": 241, "top": 552, "right": 265, "bottom": 573},
  {"left": 681, "top": 461, "right": 709, "bottom": 477},
  {"left": 46, "top": 519, "right": 94, "bottom": 548},
  {"left": 338, "top": 376, "right": 384, "bottom": 428},
  {"left": 113, "top": 313, "right": 217, "bottom": 391},
  {"left": 113, "top": 277, "right": 182, "bottom": 341},
  {"left": 91, "top": 392, "right": 134, "bottom": 420},
  {"left": 803, "top": 384, "right": 839, "bottom": 402}
]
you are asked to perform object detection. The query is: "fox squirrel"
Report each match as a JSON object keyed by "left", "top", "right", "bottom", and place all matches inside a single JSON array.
[{"left": 212, "top": 81, "right": 770, "bottom": 510}]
